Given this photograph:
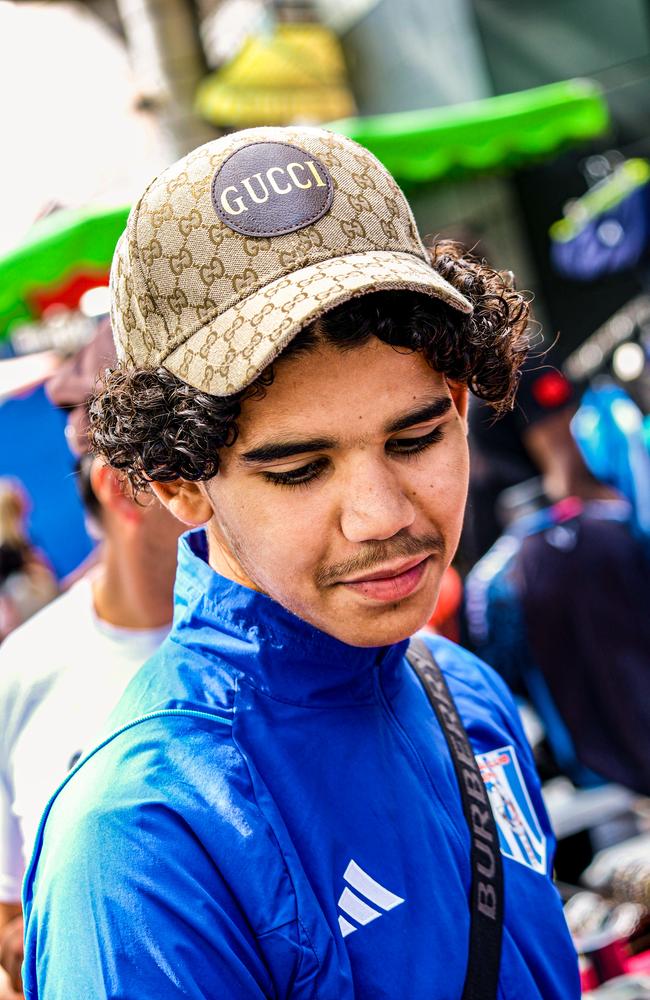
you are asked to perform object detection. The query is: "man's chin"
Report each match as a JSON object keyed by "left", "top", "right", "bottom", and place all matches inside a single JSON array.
[
  {"left": 316, "top": 591, "right": 440, "bottom": 649},
  {"left": 329, "top": 619, "right": 431, "bottom": 649}
]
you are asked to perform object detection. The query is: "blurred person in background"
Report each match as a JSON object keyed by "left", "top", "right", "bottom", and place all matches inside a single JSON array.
[
  {"left": 0, "top": 482, "right": 57, "bottom": 643},
  {"left": 463, "top": 364, "right": 576, "bottom": 564},
  {"left": 0, "top": 323, "right": 184, "bottom": 999},
  {"left": 465, "top": 369, "right": 650, "bottom": 796}
]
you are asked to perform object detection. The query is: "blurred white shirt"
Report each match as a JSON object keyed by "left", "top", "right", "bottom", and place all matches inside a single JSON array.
[{"left": 0, "top": 576, "right": 167, "bottom": 902}]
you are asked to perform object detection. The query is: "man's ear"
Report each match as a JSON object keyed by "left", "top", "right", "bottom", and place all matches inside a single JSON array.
[
  {"left": 448, "top": 381, "right": 469, "bottom": 430},
  {"left": 149, "top": 479, "right": 213, "bottom": 527}
]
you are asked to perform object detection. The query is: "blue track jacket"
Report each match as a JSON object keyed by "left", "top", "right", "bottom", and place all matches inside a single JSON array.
[{"left": 23, "top": 530, "right": 579, "bottom": 999}]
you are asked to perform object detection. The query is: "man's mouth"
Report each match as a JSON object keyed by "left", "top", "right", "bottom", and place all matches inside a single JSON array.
[{"left": 338, "top": 554, "right": 432, "bottom": 603}]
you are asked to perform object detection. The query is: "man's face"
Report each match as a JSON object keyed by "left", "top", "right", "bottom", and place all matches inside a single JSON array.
[{"left": 203, "top": 338, "right": 469, "bottom": 647}]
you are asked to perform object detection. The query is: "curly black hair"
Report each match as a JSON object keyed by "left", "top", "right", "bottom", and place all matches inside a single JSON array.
[{"left": 89, "top": 240, "right": 531, "bottom": 493}]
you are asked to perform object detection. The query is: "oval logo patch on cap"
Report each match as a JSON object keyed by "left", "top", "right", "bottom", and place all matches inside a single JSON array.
[{"left": 212, "top": 141, "right": 334, "bottom": 238}]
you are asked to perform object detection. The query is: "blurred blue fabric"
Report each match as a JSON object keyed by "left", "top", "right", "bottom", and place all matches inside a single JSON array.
[
  {"left": 0, "top": 385, "right": 94, "bottom": 579},
  {"left": 550, "top": 181, "right": 650, "bottom": 280},
  {"left": 572, "top": 383, "right": 650, "bottom": 540}
]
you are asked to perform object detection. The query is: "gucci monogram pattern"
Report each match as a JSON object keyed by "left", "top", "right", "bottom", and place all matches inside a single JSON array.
[
  {"left": 111, "top": 126, "right": 472, "bottom": 393},
  {"left": 166, "top": 252, "right": 469, "bottom": 395}
]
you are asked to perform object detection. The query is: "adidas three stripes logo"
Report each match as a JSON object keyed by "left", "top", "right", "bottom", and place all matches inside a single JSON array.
[{"left": 337, "top": 860, "right": 405, "bottom": 938}]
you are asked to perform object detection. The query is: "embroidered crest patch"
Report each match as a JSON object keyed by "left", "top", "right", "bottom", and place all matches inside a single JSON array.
[{"left": 476, "top": 745, "right": 547, "bottom": 875}]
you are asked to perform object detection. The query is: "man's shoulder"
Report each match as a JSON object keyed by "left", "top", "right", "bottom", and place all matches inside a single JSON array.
[
  {"left": 33, "top": 702, "right": 247, "bottom": 852},
  {"left": 417, "top": 633, "right": 524, "bottom": 743},
  {"left": 415, "top": 634, "right": 546, "bottom": 842},
  {"left": 25, "top": 703, "right": 285, "bottom": 927},
  {"left": 103, "top": 633, "right": 236, "bottom": 729},
  {"left": 421, "top": 633, "right": 510, "bottom": 692},
  {"left": 24, "top": 704, "right": 304, "bottom": 990}
]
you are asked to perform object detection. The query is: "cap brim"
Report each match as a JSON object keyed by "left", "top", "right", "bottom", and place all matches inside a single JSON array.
[{"left": 163, "top": 250, "right": 473, "bottom": 396}]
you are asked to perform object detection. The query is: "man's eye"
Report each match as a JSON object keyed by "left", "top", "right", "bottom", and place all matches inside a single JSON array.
[
  {"left": 262, "top": 458, "right": 328, "bottom": 488},
  {"left": 387, "top": 425, "right": 444, "bottom": 456}
]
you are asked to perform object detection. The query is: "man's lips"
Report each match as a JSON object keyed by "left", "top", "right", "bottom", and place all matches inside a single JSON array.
[
  {"left": 340, "top": 554, "right": 430, "bottom": 584},
  {"left": 338, "top": 554, "right": 432, "bottom": 602}
]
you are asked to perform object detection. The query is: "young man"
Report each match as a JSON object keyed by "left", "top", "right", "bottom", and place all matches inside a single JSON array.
[
  {"left": 0, "top": 327, "right": 184, "bottom": 998},
  {"left": 23, "top": 127, "right": 579, "bottom": 998}
]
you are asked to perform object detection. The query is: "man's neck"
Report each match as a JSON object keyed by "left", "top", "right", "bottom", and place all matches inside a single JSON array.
[
  {"left": 206, "top": 527, "right": 261, "bottom": 593},
  {"left": 91, "top": 539, "right": 174, "bottom": 631}
]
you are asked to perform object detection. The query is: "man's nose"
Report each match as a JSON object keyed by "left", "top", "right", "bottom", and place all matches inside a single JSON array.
[{"left": 339, "top": 459, "right": 416, "bottom": 543}]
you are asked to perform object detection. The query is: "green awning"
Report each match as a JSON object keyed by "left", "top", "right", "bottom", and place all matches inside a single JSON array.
[
  {"left": 328, "top": 79, "right": 610, "bottom": 184},
  {"left": 0, "top": 204, "right": 130, "bottom": 340}
]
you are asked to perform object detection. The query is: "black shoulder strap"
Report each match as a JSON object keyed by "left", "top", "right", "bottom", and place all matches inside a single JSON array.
[{"left": 406, "top": 638, "right": 503, "bottom": 1000}]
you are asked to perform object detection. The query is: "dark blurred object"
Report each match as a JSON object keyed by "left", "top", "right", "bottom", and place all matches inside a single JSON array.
[
  {"left": 466, "top": 364, "right": 576, "bottom": 562},
  {"left": 45, "top": 319, "right": 116, "bottom": 457},
  {"left": 520, "top": 503, "right": 650, "bottom": 792},
  {"left": 0, "top": 544, "right": 25, "bottom": 587},
  {"left": 472, "top": 0, "right": 650, "bottom": 364},
  {"left": 564, "top": 295, "right": 650, "bottom": 395}
]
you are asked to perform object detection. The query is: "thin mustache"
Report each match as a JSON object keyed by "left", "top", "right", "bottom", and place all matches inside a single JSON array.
[{"left": 316, "top": 533, "right": 445, "bottom": 588}]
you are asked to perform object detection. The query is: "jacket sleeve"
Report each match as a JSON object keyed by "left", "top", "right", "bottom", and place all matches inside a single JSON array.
[{"left": 22, "top": 761, "right": 303, "bottom": 999}]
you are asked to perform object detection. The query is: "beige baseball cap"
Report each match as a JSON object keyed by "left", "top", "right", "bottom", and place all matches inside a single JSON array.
[{"left": 111, "top": 125, "right": 473, "bottom": 396}]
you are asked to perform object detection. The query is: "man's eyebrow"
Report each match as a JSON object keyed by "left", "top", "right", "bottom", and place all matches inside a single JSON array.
[
  {"left": 240, "top": 437, "right": 337, "bottom": 464},
  {"left": 386, "top": 397, "right": 452, "bottom": 434},
  {"left": 240, "top": 398, "right": 453, "bottom": 464}
]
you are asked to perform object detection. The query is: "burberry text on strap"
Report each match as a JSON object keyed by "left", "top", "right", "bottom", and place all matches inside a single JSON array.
[{"left": 407, "top": 639, "right": 504, "bottom": 1000}]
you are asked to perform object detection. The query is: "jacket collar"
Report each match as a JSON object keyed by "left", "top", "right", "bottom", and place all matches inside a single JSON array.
[{"left": 171, "top": 529, "right": 407, "bottom": 707}]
